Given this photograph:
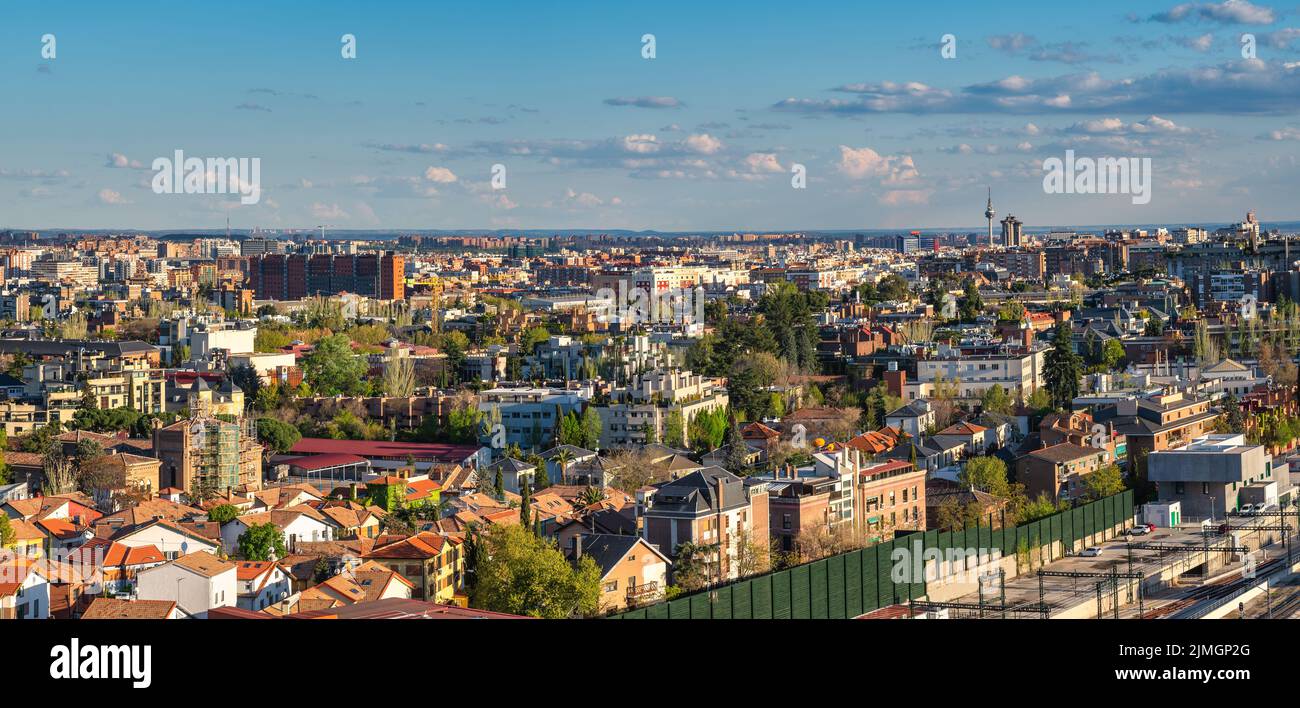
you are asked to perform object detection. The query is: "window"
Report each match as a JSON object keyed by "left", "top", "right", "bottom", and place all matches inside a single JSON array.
[
  {"left": 782, "top": 514, "right": 792, "bottom": 530},
  {"left": 604, "top": 581, "right": 618, "bottom": 592}
]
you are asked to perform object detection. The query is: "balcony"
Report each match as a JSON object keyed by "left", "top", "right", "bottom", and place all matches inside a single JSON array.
[{"left": 625, "top": 581, "right": 661, "bottom": 605}]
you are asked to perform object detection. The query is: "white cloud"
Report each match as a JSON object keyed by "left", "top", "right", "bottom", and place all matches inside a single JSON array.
[
  {"left": 622, "top": 134, "right": 660, "bottom": 154},
  {"left": 311, "top": 202, "right": 349, "bottom": 220},
  {"left": 423, "top": 166, "right": 459, "bottom": 183},
  {"left": 684, "top": 134, "right": 723, "bottom": 154},
  {"left": 106, "top": 153, "right": 144, "bottom": 169},
  {"left": 1150, "top": 1, "right": 1275, "bottom": 25},
  {"left": 98, "top": 188, "right": 129, "bottom": 205},
  {"left": 742, "top": 152, "right": 784, "bottom": 173},
  {"left": 836, "top": 145, "right": 919, "bottom": 185}
]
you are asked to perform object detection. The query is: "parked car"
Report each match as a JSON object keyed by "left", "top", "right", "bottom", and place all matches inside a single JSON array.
[
  {"left": 1127, "top": 525, "right": 1151, "bottom": 536},
  {"left": 1080, "top": 546, "right": 1104, "bottom": 557}
]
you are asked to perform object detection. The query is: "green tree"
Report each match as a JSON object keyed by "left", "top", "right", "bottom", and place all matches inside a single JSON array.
[
  {"left": 876, "top": 273, "right": 911, "bottom": 302},
  {"left": 301, "top": 334, "right": 369, "bottom": 396},
  {"left": 238, "top": 522, "right": 287, "bottom": 561},
  {"left": 577, "top": 485, "right": 606, "bottom": 507},
  {"left": 382, "top": 350, "right": 416, "bottom": 397},
  {"left": 208, "top": 504, "right": 240, "bottom": 524},
  {"left": 671, "top": 541, "right": 714, "bottom": 592},
  {"left": 471, "top": 524, "right": 602, "bottom": 618},
  {"left": 997, "top": 301, "right": 1025, "bottom": 324},
  {"left": 960, "top": 456, "right": 1012, "bottom": 497},
  {"left": 227, "top": 364, "right": 261, "bottom": 409},
  {"left": 663, "top": 408, "right": 686, "bottom": 448},
  {"left": 688, "top": 407, "right": 728, "bottom": 452},
  {"left": 723, "top": 414, "right": 749, "bottom": 474},
  {"left": 1083, "top": 464, "right": 1125, "bottom": 500},
  {"left": 256, "top": 417, "right": 302, "bottom": 456},
  {"left": 0, "top": 515, "right": 15, "bottom": 548},
  {"left": 1018, "top": 493, "right": 1068, "bottom": 523},
  {"left": 1044, "top": 323, "right": 1082, "bottom": 411},
  {"left": 519, "top": 479, "right": 533, "bottom": 529},
  {"left": 580, "top": 405, "right": 603, "bottom": 450},
  {"left": 440, "top": 331, "right": 470, "bottom": 382},
  {"left": 958, "top": 278, "right": 983, "bottom": 322},
  {"left": 1098, "top": 338, "right": 1124, "bottom": 371},
  {"left": 979, "top": 384, "right": 1013, "bottom": 416}
]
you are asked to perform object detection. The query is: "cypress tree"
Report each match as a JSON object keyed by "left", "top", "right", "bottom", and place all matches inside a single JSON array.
[{"left": 520, "top": 478, "right": 532, "bottom": 529}]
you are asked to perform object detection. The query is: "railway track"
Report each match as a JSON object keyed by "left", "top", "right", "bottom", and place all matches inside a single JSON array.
[
  {"left": 1141, "top": 557, "right": 1288, "bottom": 619},
  {"left": 1268, "top": 588, "right": 1300, "bottom": 618}
]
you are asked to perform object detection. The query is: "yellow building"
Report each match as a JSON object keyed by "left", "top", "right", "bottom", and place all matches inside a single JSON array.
[{"left": 361, "top": 532, "right": 464, "bottom": 603}]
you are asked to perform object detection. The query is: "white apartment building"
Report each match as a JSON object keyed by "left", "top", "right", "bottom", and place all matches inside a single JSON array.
[
  {"left": 908, "top": 345, "right": 1047, "bottom": 401},
  {"left": 190, "top": 322, "right": 257, "bottom": 361},
  {"left": 596, "top": 369, "right": 728, "bottom": 449},
  {"left": 478, "top": 386, "right": 590, "bottom": 448}
]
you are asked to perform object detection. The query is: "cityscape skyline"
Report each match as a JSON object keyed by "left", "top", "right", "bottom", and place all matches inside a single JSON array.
[{"left": 4, "top": 0, "right": 1300, "bottom": 230}]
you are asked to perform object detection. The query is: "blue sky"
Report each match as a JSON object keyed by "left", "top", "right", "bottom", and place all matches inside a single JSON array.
[{"left": 3, "top": 0, "right": 1300, "bottom": 231}]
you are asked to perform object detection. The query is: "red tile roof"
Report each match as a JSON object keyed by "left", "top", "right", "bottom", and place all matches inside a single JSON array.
[
  {"left": 291, "top": 438, "right": 478, "bottom": 462},
  {"left": 280, "top": 453, "right": 368, "bottom": 471}
]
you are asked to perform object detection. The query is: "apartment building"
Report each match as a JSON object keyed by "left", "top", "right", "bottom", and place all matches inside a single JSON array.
[
  {"left": 596, "top": 369, "right": 728, "bottom": 448},
  {"left": 856, "top": 459, "right": 927, "bottom": 542},
  {"left": 641, "top": 467, "right": 769, "bottom": 584},
  {"left": 1016, "top": 442, "right": 1110, "bottom": 504},
  {"left": 908, "top": 344, "right": 1046, "bottom": 401},
  {"left": 1094, "top": 389, "right": 1220, "bottom": 463},
  {"left": 477, "top": 386, "right": 588, "bottom": 448}
]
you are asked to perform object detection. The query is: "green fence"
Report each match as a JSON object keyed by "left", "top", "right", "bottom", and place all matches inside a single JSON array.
[{"left": 611, "top": 489, "right": 1134, "bottom": 619}]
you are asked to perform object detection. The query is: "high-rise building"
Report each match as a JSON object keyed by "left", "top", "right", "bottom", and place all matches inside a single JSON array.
[
  {"left": 1001, "top": 215, "right": 1024, "bottom": 248},
  {"left": 245, "top": 251, "right": 404, "bottom": 300},
  {"left": 380, "top": 252, "right": 405, "bottom": 300}
]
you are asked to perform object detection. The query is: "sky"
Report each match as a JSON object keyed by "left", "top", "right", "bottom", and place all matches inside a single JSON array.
[{"left": 3, "top": 0, "right": 1300, "bottom": 232}]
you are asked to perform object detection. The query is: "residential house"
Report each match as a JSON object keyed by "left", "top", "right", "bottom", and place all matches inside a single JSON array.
[
  {"left": 567, "top": 533, "right": 670, "bottom": 612},
  {"left": 136, "top": 551, "right": 237, "bottom": 618},
  {"left": 234, "top": 560, "right": 294, "bottom": 612},
  {"left": 362, "top": 532, "right": 465, "bottom": 603},
  {"left": 219, "top": 507, "right": 338, "bottom": 556},
  {"left": 641, "top": 467, "right": 769, "bottom": 584},
  {"left": 1016, "top": 443, "right": 1110, "bottom": 503},
  {"left": 0, "top": 559, "right": 49, "bottom": 619}
]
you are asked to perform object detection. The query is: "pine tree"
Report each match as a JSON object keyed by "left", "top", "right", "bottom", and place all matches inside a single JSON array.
[
  {"left": 723, "top": 414, "right": 749, "bottom": 474},
  {"left": 1044, "top": 323, "right": 1082, "bottom": 411}
]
